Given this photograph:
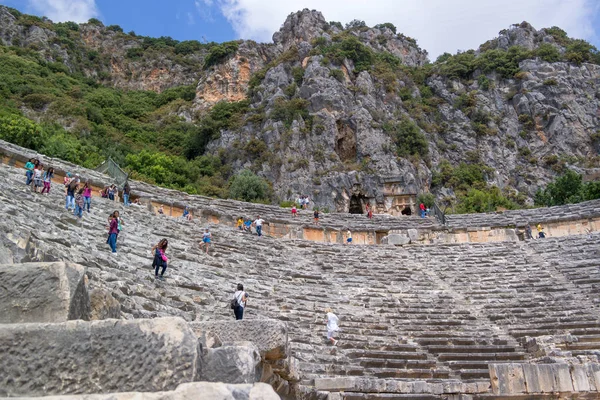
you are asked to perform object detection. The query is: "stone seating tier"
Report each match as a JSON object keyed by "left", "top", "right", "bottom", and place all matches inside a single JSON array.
[{"left": 0, "top": 158, "right": 599, "bottom": 399}]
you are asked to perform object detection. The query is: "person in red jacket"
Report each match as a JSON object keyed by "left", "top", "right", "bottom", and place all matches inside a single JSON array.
[{"left": 419, "top": 203, "right": 426, "bottom": 218}]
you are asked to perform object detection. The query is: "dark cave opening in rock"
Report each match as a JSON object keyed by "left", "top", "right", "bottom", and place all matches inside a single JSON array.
[
  {"left": 401, "top": 206, "right": 412, "bottom": 216},
  {"left": 349, "top": 195, "right": 364, "bottom": 214}
]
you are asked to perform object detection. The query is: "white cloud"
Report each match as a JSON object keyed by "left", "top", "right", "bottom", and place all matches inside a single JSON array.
[
  {"left": 195, "top": 0, "right": 215, "bottom": 22},
  {"left": 28, "top": 0, "right": 99, "bottom": 23},
  {"left": 211, "top": 0, "right": 599, "bottom": 58},
  {"left": 187, "top": 11, "right": 195, "bottom": 25}
]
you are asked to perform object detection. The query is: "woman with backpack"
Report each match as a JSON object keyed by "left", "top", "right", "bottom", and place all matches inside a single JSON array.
[
  {"left": 151, "top": 239, "right": 169, "bottom": 280},
  {"left": 232, "top": 283, "right": 248, "bottom": 320}
]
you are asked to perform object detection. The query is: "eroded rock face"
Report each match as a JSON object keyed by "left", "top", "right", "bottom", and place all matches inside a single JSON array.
[
  {"left": 273, "top": 9, "right": 330, "bottom": 51},
  {"left": 0, "top": 318, "right": 199, "bottom": 397},
  {"left": 0, "top": 262, "right": 90, "bottom": 323}
]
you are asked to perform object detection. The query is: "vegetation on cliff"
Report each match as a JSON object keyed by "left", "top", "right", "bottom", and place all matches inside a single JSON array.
[{"left": 0, "top": 6, "right": 599, "bottom": 211}]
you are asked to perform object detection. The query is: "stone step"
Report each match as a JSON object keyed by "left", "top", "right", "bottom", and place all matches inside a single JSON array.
[
  {"left": 437, "top": 352, "right": 526, "bottom": 361},
  {"left": 426, "top": 345, "right": 520, "bottom": 354}
]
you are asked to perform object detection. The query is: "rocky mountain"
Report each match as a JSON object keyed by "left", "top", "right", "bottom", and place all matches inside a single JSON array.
[{"left": 0, "top": 6, "right": 599, "bottom": 213}]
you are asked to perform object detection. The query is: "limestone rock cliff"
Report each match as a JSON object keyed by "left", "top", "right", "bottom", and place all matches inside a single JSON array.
[{"left": 0, "top": 6, "right": 598, "bottom": 212}]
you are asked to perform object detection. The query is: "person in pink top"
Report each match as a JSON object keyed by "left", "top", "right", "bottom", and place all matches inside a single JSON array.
[
  {"left": 82, "top": 181, "right": 92, "bottom": 213},
  {"left": 107, "top": 211, "right": 119, "bottom": 254}
]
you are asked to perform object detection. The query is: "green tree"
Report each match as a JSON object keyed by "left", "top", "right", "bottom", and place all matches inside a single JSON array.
[
  {"left": 417, "top": 193, "right": 436, "bottom": 208},
  {"left": 383, "top": 117, "right": 429, "bottom": 159},
  {"left": 0, "top": 113, "right": 45, "bottom": 150},
  {"left": 228, "top": 169, "right": 271, "bottom": 203}
]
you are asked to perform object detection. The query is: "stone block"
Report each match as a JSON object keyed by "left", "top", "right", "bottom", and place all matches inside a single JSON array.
[
  {"left": 489, "top": 363, "right": 526, "bottom": 395},
  {"left": 314, "top": 377, "right": 356, "bottom": 391},
  {"left": 200, "top": 342, "right": 262, "bottom": 384},
  {"left": 386, "top": 233, "right": 411, "bottom": 245},
  {"left": 407, "top": 228, "right": 419, "bottom": 241},
  {"left": 522, "top": 364, "right": 543, "bottom": 393},
  {"left": 535, "top": 364, "right": 558, "bottom": 393},
  {"left": 588, "top": 363, "right": 600, "bottom": 392},
  {"left": 554, "top": 363, "right": 575, "bottom": 392},
  {"left": 89, "top": 289, "right": 120, "bottom": 320},
  {"left": 571, "top": 364, "right": 591, "bottom": 392},
  {"left": 0, "top": 262, "right": 90, "bottom": 323},
  {"left": 189, "top": 319, "right": 288, "bottom": 360},
  {"left": 0, "top": 382, "right": 280, "bottom": 400},
  {"left": 0, "top": 317, "right": 199, "bottom": 397}
]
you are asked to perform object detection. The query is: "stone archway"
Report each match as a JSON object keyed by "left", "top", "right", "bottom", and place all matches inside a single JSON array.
[{"left": 349, "top": 195, "right": 364, "bottom": 214}]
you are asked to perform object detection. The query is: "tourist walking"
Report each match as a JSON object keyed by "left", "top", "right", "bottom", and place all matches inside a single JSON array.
[
  {"left": 325, "top": 308, "right": 340, "bottom": 346},
  {"left": 151, "top": 239, "right": 169, "bottom": 280},
  {"left": 65, "top": 179, "right": 78, "bottom": 210},
  {"left": 41, "top": 167, "right": 54, "bottom": 195},
  {"left": 200, "top": 228, "right": 212, "bottom": 254},
  {"left": 63, "top": 172, "right": 72, "bottom": 189},
  {"left": 32, "top": 164, "right": 43, "bottom": 193},
  {"left": 107, "top": 212, "right": 119, "bottom": 254},
  {"left": 254, "top": 215, "right": 264, "bottom": 237},
  {"left": 83, "top": 182, "right": 92, "bottom": 212},
  {"left": 232, "top": 283, "right": 248, "bottom": 320},
  {"left": 108, "top": 184, "right": 116, "bottom": 201},
  {"left": 74, "top": 189, "right": 84, "bottom": 219},
  {"left": 537, "top": 223, "right": 545, "bottom": 239},
  {"left": 419, "top": 203, "right": 426, "bottom": 218},
  {"left": 291, "top": 204, "right": 298, "bottom": 218},
  {"left": 123, "top": 182, "right": 131, "bottom": 206},
  {"left": 313, "top": 208, "right": 320, "bottom": 226},
  {"left": 24, "top": 158, "right": 35, "bottom": 186},
  {"left": 346, "top": 230, "right": 352, "bottom": 245}
]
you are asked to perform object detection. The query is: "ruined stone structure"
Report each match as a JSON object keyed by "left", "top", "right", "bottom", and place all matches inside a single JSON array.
[{"left": 1, "top": 143, "right": 600, "bottom": 399}]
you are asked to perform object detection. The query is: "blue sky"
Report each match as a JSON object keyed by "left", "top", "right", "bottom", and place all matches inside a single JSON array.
[{"left": 2, "top": 0, "right": 599, "bottom": 58}]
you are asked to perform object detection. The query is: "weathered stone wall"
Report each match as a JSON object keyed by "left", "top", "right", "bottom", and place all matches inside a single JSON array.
[{"left": 0, "top": 318, "right": 199, "bottom": 397}]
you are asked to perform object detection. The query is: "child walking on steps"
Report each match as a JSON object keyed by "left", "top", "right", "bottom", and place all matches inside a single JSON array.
[
  {"left": 325, "top": 308, "right": 340, "bottom": 346},
  {"left": 152, "top": 239, "right": 169, "bottom": 280}
]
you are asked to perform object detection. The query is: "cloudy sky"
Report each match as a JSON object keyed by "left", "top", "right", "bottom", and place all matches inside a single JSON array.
[{"left": 3, "top": 0, "right": 599, "bottom": 59}]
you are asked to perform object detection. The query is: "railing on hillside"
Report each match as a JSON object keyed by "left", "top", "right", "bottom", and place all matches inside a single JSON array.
[
  {"left": 431, "top": 202, "right": 447, "bottom": 226},
  {"left": 95, "top": 158, "right": 129, "bottom": 187}
]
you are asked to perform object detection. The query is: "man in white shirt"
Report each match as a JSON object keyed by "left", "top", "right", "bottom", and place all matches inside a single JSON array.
[
  {"left": 325, "top": 308, "right": 339, "bottom": 345},
  {"left": 254, "top": 215, "right": 264, "bottom": 237}
]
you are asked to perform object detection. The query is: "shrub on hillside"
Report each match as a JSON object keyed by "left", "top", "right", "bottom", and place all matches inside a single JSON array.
[
  {"left": 203, "top": 41, "right": 239, "bottom": 69},
  {"left": 383, "top": 117, "right": 429, "bottom": 159},
  {"left": 534, "top": 169, "right": 600, "bottom": 206},
  {"left": 228, "top": 169, "right": 271, "bottom": 203}
]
